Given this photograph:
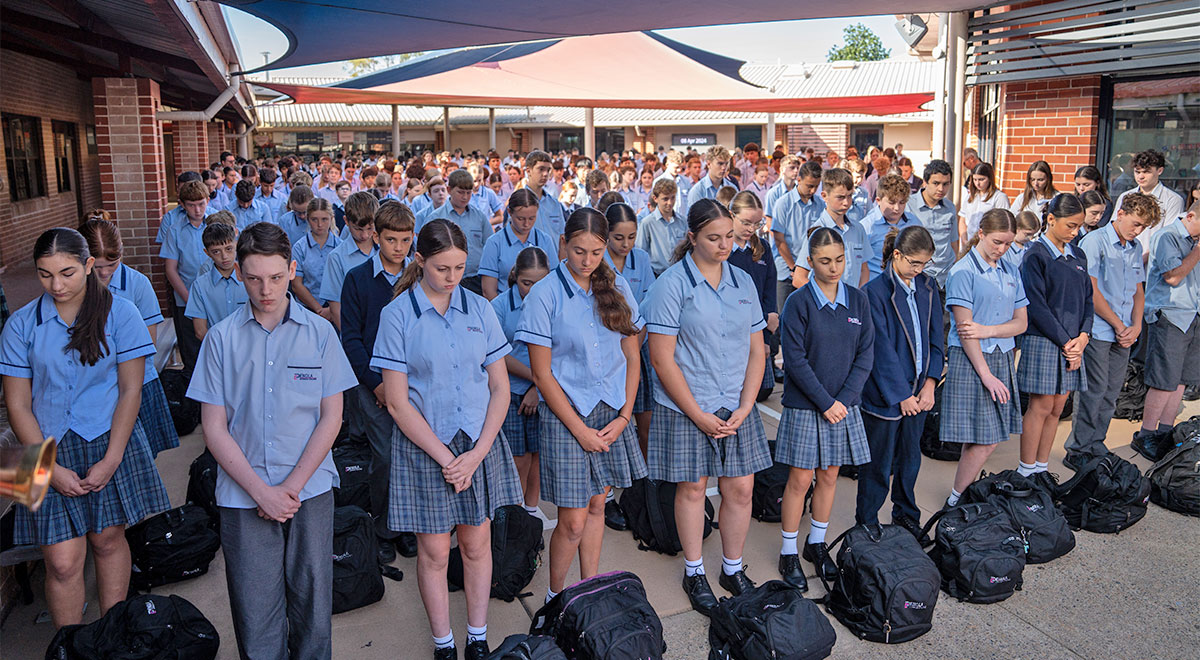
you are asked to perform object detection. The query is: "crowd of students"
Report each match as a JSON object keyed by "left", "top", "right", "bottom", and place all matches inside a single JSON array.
[{"left": 1, "top": 140, "right": 1197, "bottom": 660}]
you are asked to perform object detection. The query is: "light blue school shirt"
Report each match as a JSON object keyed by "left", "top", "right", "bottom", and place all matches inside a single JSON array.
[
  {"left": 184, "top": 267, "right": 248, "bottom": 327},
  {"left": 811, "top": 277, "right": 849, "bottom": 309},
  {"left": 896, "top": 272, "right": 924, "bottom": 376},
  {"left": 636, "top": 209, "right": 689, "bottom": 275},
  {"left": 292, "top": 231, "right": 342, "bottom": 296},
  {"left": 514, "top": 263, "right": 644, "bottom": 416},
  {"left": 229, "top": 198, "right": 273, "bottom": 231},
  {"left": 254, "top": 188, "right": 288, "bottom": 219},
  {"left": 156, "top": 205, "right": 185, "bottom": 244},
  {"left": 319, "top": 238, "right": 378, "bottom": 304},
  {"left": 473, "top": 187, "right": 503, "bottom": 216},
  {"left": 907, "top": 191, "right": 959, "bottom": 287},
  {"left": 479, "top": 224, "right": 557, "bottom": 292},
  {"left": 107, "top": 263, "right": 164, "bottom": 384},
  {"left": 492, "top": 288, "right": 534, "bottom": 395},
  {"left": 1145, "top": 218, "right": 1200, "bottom": 332},
  {"left": 945, "top": 247, "right": 1029, "bottom": 353},
  {"left": 604, "top": 247, "right": 655, "bottom": 305},
  {"left": 1001, "top": 242, "right": 1028, "bottom": 272},
  {"left": 771, "top": 189, "right": 826, "bottom": 281},
  {"left": 860, "top": 206, "right": 921, "bottom": 278},
  {"left": 1078, "top": 223, "right": 1145, "bottom": 342},
  {"left": 187, "top": 298, "right": 357, "bottom": 508},
  {"left": 764, "top": 180, "right": 794, "bottom": 219},
  {"left": 369, "top": 284, "right": 511, "bottom": 444},
  {"left": 371, "top": 252, "right": 405, "bottom": 287},
  {"left": 685, "top": 175, "right": 737, "bottom": 213},
  {"left": 276, "top": 211, "right": 310, "bottom": 248},
  {"left": 0, "top": 295, "right": 154, "bottom": 442},
  {"left": 410, "top": 192, "right": 433, "bottom": 217},
  {"left": 643, "top": 253, "right": 766, "bottom": 414},
  {"left": 159, "top": 218, "right": 211, "bottom": 306},
  {"left": 429, "top": 203, "right": 494, "bottom": 277},
  {"left": 796, "top": 211, "right": 871, "bottom": 287},
  {"left": 528, "top": 187, "right": 567, "bottom": 239},
  {"left": 848, "top": 186, "right": 874, "bottom": 225}
]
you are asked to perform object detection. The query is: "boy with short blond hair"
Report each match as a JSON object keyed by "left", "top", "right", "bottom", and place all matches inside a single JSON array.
[
  {"left": 185, "top": 222, "right": 247, "bottom": 341},
  {"left": 685, "top": 145, "right": 737, "bottom": 213},
  {"left": 637, "top": 177, "right": 687, "bottom": 276},
  {"left": 321, "top": 191, "right": 380, "bottom": 330},
  {"left": 862, "top": 174, "right": 921, "bottom": 278}
]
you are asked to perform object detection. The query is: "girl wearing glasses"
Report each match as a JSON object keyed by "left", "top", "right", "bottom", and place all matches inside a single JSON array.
[{"left": 728, "top": 191, "right": 779, "bottom": 397}]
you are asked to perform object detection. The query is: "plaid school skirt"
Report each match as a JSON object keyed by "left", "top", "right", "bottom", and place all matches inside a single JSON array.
[
  {"left": 1017, "top": 334, "right": 1087, "bottom": 395},
  {"left": 14, "top": 424, "right": 170, "bottom": 546},
  {"left": 942, "top": 346, "right": 1022, "bottom": 445},
  {"left": 138, "top": 377, "right": 180, "bottom": 457},
  {"left": 502, "top": 392, "right": 540, "bottom": 456},
  {"left": 633, "top": 342, "right": 653, "bottom": 414},
  {"left": 776, "top": 406, "right": 871, "bottom": 470},
  {"left": 538, "top": 402, "right": 648, "bottom": 509},
  {"left": 388, "top": 429, "right": 522, "bottom": 535},
  {"left": 647, "top": 404, "right": 771, "bottom": 482}
]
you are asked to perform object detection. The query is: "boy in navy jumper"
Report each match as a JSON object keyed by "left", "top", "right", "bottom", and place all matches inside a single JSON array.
[{"left": 340, "top": 201, "right": 417, "bottom": 561}]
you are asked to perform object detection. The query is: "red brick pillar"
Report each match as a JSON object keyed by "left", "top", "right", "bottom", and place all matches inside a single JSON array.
[
  {"left": 93, "top": 78, "right": 169, "bottom": 311},
  {"left": 643, "top": 127, "right": 657, "bottom": 154},
  {"left": 171, "top": 120, "right": 209, "bottom": 174},
  {"left": 206, "top": 121, "right": 226, "bottom": 165}
]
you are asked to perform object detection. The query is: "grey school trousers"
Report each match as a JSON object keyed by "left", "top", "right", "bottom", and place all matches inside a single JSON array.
[
  {"left": 351, "top": 383, "right": 401, "bottom": 539},
  {"left": 220, "top": 490, "right": 333, "bottom": 660},
  {"left": 1066, "top": 339, "right": 1131, "bottom": 460}
]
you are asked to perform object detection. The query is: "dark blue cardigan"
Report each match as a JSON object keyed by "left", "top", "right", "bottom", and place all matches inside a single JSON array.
[
  {"left": 1019, "top": 239, "right": 1094, "bottom": 347},
  {"left": 861, "top": 269, "right": 945, "bottom": 419},
  {"left": 340, "top": 258, "right": 395, "bottom": 391},
  {"left": 780, "top": 281, "right": 875, "bottom": 411},
  {"left": 728, "top": 239, "right": 778, "bottom": 317}
]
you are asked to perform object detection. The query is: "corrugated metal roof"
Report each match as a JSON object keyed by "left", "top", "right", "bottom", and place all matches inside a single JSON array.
[{"left": 249, "top": 61, "right": 938, "bottom": 130}]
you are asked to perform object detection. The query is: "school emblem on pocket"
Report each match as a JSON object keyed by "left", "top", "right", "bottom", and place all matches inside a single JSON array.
[
  {"left": 847, "top": 317, "right": 862, "bottom": 325},
  {"left": 466, "top": 325, "right": 483, "bottom": 334},
  {"left": 293, "top": 372, "right": 318, "bottom": 381}
]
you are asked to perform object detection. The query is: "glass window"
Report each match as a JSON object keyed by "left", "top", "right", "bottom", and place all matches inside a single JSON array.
[
  {"left": 545, "top": 129, "right": 582, "bottom": 153},
  {"left": 52, "top": 121, "right": 76, "bottom": 194},
  {"left": 3, "top": 113, "right": 46, "bottom": 202},
  {"left": 735, "top": 125, "right": 763, "bottom": 150},
  {"left": 1107, "top": 77, "right": 1199, "bottom": 202}
]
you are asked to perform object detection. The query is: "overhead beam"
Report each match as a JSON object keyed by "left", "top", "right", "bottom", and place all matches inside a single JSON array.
[{"left": 0, "top": 7, "right": 201, "bottom": 73}]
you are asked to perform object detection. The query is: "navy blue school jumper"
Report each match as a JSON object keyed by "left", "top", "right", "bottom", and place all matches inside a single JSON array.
[
  {"left": 728, "top": 239, "right": 779, "bottom": 391},
  {"left": 1018, "top": 237, "right": 1094, "bottom": 395}
]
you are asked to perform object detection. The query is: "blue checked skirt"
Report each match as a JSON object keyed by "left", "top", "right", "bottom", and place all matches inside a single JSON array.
[
  {"left": 647, "top": 405, "right": 771, "bottom": 482},
  {"left": 1017, "top": 334, "right": 1087, "bottom": 395},
  {"left": 502, "top": 392, "right": 540, "bottom": 456},
  {"left": 776, "top": 406, "right": 870, "bottom": 470},
  {"left": 760, "top": 351, "right": 774, "bottom": 393},
  {"left": 942, "top": 346, "right": 1022, "bottom": 445},
  {"left": 14, "top": 424, "right": 170, "bottom": 546},
  {"left": 138, "top": 377, "right": 180, "bottom": 457},
  {"left": 538, "top": 402, "right": 648, "bottom": 508},
  {"left": 388, "top": 429, "right": 522, "bottom": 535},
  {"left": 633, "top": 342, "right": 653, "bottom": 414}
]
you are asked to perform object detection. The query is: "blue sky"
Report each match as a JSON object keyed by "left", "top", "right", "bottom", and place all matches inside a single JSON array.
[{"left": 222, "top": 9, "right": 917, "bottom": 77}]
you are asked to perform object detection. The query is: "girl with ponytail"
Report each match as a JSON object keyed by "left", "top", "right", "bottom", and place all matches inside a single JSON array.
[
  {"left": 79, "top": 218, "right": 179, "bottom": 458},
  {"left": 1, "top": 228, "right": 169, "bottom": 628},
  {"left": 515, "top": 208, "right": 647, "bottom": 606},
  {"left": 642, "top": 198, "right": 773, "bottom": 610},
  {"left": 371, "top": 218, "right": 523, "bottom": 658},
  {"left": 727, "top": 191, "right": 779, "bottom": 397},
  {"left": 604, "top": 202, "right": 656, "bottom": 455},
  {"left": 1016, "top": 193, "right": 1091, "bottom": 491}
]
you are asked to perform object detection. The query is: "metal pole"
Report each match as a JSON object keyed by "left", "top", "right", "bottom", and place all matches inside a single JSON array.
[
  {"left": 932, "top": 12, "right": 948, "bottom": 162},
  {"left": 950, "top": 12, "right": 969, "bottom": 206},
  {"left": 442, "top": 106, "right": 451, "bottom": 152},
  {"left": 765, "top": 113, "right": 776, "bottom": 153},
  {"left": 584, "top": 107, "right": 595, "bottom": 160},
  {"left": 391, "top": 104, "right": 400, "bottom": 156},
  {"left": 488, "top": 108, "right": 496, "bottom": 151},
  {"left": 236, "top": 121, "right": 249, "bottom": 160}
]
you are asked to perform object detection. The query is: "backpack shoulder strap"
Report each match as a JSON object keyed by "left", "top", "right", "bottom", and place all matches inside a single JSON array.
[{"left": 644, "top": 481, "right": 673, "bottom": 551}]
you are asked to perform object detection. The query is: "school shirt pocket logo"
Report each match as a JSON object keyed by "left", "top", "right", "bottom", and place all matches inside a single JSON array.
[
  {"left": 288, "top": 364, "right": 322, "bottom": 383},
  {"left": 847, "top": 317, "right": 862, "bottom": 326},
  {"left": 465, "top": 326, "right": 484, "bottom": 334}
]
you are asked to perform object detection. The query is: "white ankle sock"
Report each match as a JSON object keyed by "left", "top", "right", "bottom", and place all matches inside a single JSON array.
[
  {"left": 947, "top": 488, "right": 962, "bottom": 507},
  {"left": 721, "top": 556, "right": 743, "bottom": 576},
  {"left": 684, "top": 557, "right": 705, "bottom": 577},
  {"left": 523, "top": 504, "right": 539, "bottom": 514},
  {"left": 466, "top": 624, "right": 487, "bottom": 644},
  {"left": 605, "top": 489, "right": 615, "bottom": 503},
  {"left": 807, "top": 519, "right": 828, "bottom": 545},
  {"left": 433, "top": 632, "right": 454, "bottom": 649},
  {"left": 780, "top": 529, "right": 799, "bottom": 556},
  {"left": 1034, "top": 461, "right": 1048, "bottom": 473},
  {"left": 1017, "top": 461, "right": 1037, "bottom": 477},
  {"left": 545, "top": 588, "right": 558, "bottom": 604}
]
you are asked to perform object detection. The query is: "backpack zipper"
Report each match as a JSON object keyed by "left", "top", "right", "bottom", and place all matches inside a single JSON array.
[{"left": 884, "top": 620, "right": 892, "bottom": 644}]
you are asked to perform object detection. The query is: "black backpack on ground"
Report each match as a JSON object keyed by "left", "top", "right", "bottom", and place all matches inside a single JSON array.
[
  {"left": 921, "top": 503, "right": 1025, "bottom": 603},
  {"left": 620, "top": 478, "right": 714, "bottom": 555},
  {"left": 1146, "top": 430, "right": 1200, "bottom": 517},
  {"left": 961, "top": 470, "right": 1075, "bottom": 564},
  {"left": 919, "top": 385, "right": 962, "bottom": 461},
  {"left": 448, "top": 505, "right": 544, "bottom": 601},
  {"left": 126, "top": 505, "right": 221, "bottom": 591},
  {"left": 1112, "top": 363, "right": 1146, "bottom": 421},
  {"left": 1055, "top": 452, "right": 1151, "bottom": 533},
  {"left": 185, "top": 449, "right": 219, "bottom": 530},
  {"left": 45, "top": 593, "right": 219, "bottom": 660},
  {"left": 708, "top": 580, "right": 836, "bottom": 659},
  {"left": 159, "top": 368, "right": 200, "bottom": 437},
  {"left": 818, "top": 524, "right": 940, "bottom": 644},
  {"left": 487, "top": 634, "right": 567, "bottom": 660},
  {"left": 332, "top": 505, "right": 391, "bottom": 614},
  {"left": 751, "top": 461, "right": 789, "bottom": 523},
  {"left": 332, "top": 442, "right": 372, "bottom": 513},
  {"left": 530, "top": 571, "right": 665, "bottom": 660}
]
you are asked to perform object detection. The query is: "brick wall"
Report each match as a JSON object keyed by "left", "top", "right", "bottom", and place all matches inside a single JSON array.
[
  {"left": 786, "top": 124, "right": 849, "bottom": 156},
  {"left": 171, "top": 120, "right": 210, "bottom": 174},
  {"left": 206, "top": 121, "right": 226, "bottom": 165},
  {"left": 94, "top": 78, "right": 170, "bottom": 312},
  {"left": 631, "top": 127, "right": 657, "bottom": 155},
  {"left": 994, "top": 76, "right": 1101, "bottom": 198},
  {"left": 509, "top": 129, "right": 531, "bottom": 154},
  {"left": 0, "top": 50, "right": 102, "bottom": 268}
]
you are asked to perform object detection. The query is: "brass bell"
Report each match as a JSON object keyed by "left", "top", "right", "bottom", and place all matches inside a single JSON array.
[{"left": 0, "top": 437, "right": 57, "bottom": 511}]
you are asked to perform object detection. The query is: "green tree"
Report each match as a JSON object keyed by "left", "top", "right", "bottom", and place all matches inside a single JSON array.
[
  {"left": 826, "top": 23, "right": 891, "bottom": 62},
  {"left": 345, "top": 52, "right": 424, "bottom": 77}
]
